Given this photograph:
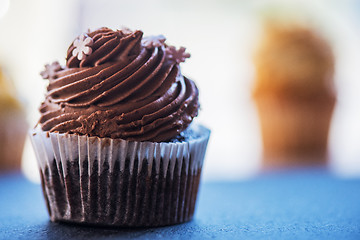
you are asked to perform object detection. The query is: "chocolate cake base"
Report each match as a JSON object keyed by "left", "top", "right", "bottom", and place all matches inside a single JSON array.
[
  {"left": 40, "top": 156, "right": 202, "bottom": 227},
  {"left": 31, "top": 124, "right": 210, "bottom": 227}
]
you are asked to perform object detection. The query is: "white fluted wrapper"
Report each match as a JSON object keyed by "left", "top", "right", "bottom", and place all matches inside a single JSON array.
[{"left": 29, "top": 124, "right": 210, "bottom": 227}]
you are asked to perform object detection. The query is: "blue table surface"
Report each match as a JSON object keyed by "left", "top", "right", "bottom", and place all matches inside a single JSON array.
[{"left": 0, "top": 169, "right": 359, "bottom": 240}]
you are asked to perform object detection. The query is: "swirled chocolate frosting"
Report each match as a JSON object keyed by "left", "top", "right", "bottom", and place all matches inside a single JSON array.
[{"left": 39, "top": 27, "right": 199, "bottom": 142}]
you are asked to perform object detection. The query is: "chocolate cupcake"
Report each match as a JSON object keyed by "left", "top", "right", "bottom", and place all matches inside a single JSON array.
[{"left": 30, "top": 27, "right": 210, "bottom": 227}]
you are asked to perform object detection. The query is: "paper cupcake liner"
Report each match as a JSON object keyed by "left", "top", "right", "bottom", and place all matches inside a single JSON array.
[{"left": 30, "top": 124, "right": 210, "bottom": 227}]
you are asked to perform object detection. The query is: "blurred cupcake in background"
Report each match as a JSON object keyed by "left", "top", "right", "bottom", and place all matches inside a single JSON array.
[
  {"left": 253, "top": 21, "right": 336, "bottom": 167},
  {"left": 0, "top": 66, "right": 27, "bottom": 171}
]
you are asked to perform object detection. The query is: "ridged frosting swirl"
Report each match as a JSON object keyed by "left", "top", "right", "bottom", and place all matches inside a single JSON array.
[{"left": 39, "top": 27, "right": 199, "bottom": 142}]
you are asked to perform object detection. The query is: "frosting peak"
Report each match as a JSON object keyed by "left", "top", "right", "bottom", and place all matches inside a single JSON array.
[
  {"left": 66, "top": 27, "right": 143, "bottom": 68},
  {"left": 39, "top": 27, "right": 199, "bottom": 142}
]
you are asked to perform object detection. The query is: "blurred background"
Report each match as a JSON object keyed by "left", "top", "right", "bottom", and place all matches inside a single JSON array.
[{"left": 1, "top": 0, "right": 360, "bottom": 182}]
